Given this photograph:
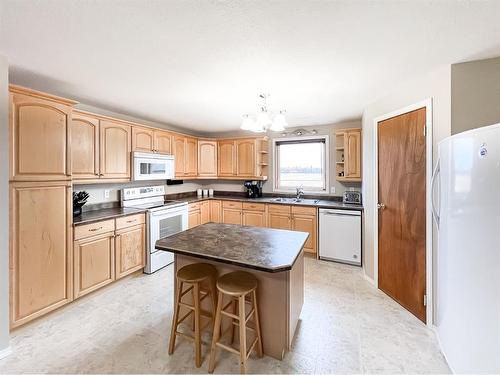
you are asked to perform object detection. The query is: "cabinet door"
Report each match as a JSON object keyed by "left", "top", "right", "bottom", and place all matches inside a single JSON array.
[
  {"left": 132, "top": 126, "right": 154, "bottom": 152},
  {"left": 236, "top": 139, "right": 256, "bottom": 177},
  {"left": 198, "top": 140, "right": 217, "bottom": 177},
  {"left": 210, "top": 200, "right": 222, "bottom": 223},
  {"left": 10, "top": 181, "right": 73, "bottom": 328},
  {"left": 100, "top": 120, "right": 132, "bottom": 179},
  {"left": 188, "top": 210, "right": 201, "bottom": 228},
  {"left": 200, "top": 201, "right": 211, "bottom": 224},
  {"left": 222, "top": 208, "right": 242, "bottom": 225},
  {"left": 154, "top": 130, "right": 172, "bottom": 154},
  {"left": 242, "top": 210, "right": 266, "bottom": 227},
  {"left": 345, "top": 130, "right": 361, "bottom": 180},
  {"left": 268, "top": 212, "right": 292, "bottom": 230},
  {"left": 74, "top": 232, "right": 115, "bottom": 299},
  {"left": 185, "top": 137, "right": 198, "bottom": 176},
  {"left": 292, "top": 214, "right": 317, "bottom": 254},
  {"left": 115, "top": 224, "right": 145, "bottom": 279},
  {"left": 218, "top": 140, "right": 236, "bottom": 176},
  {"left": 174, "top": 136, "right": 186, "bottom": 177},
  {"left": 71, "top": 112, "right": 99, "bottom": 179},
  {"left": 10, "top": 91, "right": 72, "bottom": 181}
]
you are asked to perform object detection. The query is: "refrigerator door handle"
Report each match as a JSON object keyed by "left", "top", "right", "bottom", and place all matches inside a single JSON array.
[{"left": 431, "top": 158, "right": 441, "bottom": 229}]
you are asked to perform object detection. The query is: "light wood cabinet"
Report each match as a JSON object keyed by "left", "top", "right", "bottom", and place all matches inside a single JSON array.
[
  {"left": 268, "top": 212, "right": 292, "bottom": 230},
  {"left": 71, "top": 111, "right": 100, "bottom": 180},
  {"left": 188, "top": 202, "right": 202, "bottom": 228},
  {"left": 74, "top": 232, "right": 115, "bottom": 299},
  {"left": 210, "top": 200, "right": 222, "bottom": 223},
  {"left": 154, "top": 130, "right": 172, "bottom": 154},
  {"left": 242, "top": 211, "right": 266, "bottom": 227},
  {"left": 335, "top": 128, "right": 362, "bottom": 182},
  {"left": 132, "top": 127, "right": 154, "bottom": 152},
  {"left": 198, "top": 140, "right": 217, "bottom": 177},
  {"left": 222, "top": 208, "right": 242, "bottom": 225},
  {"left": 185, "top": 137, "right": 198, "bottom": 176},
  {"left": 115, "top": 224, "right": 146, "bottom": 280},
  {"left": 174, "top": 135, "right": 186, "bottom": 177},
  {"left": 9, "top": 86, "right": 76, "bottom": 181},
  {"left": 291, "top": 206, "right": 317, "bottom": 254},
  {"left": 9, "top": 181, "right": 73, "bottom": 328},
  {"left": 218, "top": 140, "right": 236, "bottom": 176},
  {"left": 200, "top": 200, "right": 210, "bottom": 224},
  {"left": 99, "top": 120, "right": 132, "bottom": 180},
  {"left": 236, "top": 139, "right": 256, "bottom": 177}
]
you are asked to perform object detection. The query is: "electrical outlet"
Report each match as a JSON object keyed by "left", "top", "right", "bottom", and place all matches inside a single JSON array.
[
  {"left": 330, "top": 187, "right": 336, "bottom": 194},
  {"left": 349, "top": 187, "right": 355, "bottom": 191},
  {"left": 104, "top": 189, "right": 110, "bottom": 199}
]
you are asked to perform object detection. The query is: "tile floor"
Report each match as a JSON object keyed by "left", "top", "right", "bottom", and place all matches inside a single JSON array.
[{"left": 0, "top": 257, "right": 450, "bottom": 374}]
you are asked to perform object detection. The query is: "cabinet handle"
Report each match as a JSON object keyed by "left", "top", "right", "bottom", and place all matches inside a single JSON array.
[
  {"left": 89, "top": 226, "right": 103, "bottom": 232},
  {"left": 94, "top": 173, "right": 99, "bottom": 176},
  {"left": 126, "top": 219, "right": 136, "bottom": 223},
  {"left": 99, "top": 173, "right": 104, "bottom": 177}
]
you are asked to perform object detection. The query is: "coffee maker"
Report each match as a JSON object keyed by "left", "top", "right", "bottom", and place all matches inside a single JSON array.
[{"left": 244, "top": 180, "right": 263, "bottom": 198}]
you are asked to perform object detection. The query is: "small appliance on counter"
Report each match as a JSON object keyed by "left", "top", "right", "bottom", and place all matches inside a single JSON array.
[
  {"left": 244, "top": 180, "right": 263, "bottom": 198},
  {"left": 73, "top": 191, "right": 89, "bottom": 216},
  {"left": 342, "top": 191, "right": 362, "bottom": 205}
]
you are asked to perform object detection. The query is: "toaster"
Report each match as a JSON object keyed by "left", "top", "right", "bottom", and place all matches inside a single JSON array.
[{"left": 343, "top": 191, "right": 362, "bottom": 205}]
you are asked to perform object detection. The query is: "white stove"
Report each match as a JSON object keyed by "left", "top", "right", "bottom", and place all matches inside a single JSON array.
[{"left": 121, "top": 185, "right": 188, "bottom": 274}]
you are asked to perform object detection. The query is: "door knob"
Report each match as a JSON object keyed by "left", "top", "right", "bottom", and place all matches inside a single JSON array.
[{"left": 377, "top": 203, "right": 386, "bottom": 210}]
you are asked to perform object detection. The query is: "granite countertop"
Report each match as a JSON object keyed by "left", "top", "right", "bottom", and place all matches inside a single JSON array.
[
  {"left": 73, "top": 207, "right": 146, "bottom": 226},
  {"left": 179, "top": 195, "right": 364, "bottom": 211},
  {"left": 155, "top": 223, "right": 309, "bottom": 273}
]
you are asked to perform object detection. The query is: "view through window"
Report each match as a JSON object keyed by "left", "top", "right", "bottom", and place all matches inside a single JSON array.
[{"left": 275, "top": 138, "right": 327, "bottom": 191}]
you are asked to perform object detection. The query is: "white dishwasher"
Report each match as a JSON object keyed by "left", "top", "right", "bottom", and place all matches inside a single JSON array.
[{"left": 319, "top": 209, "right": 361, "bottom": 266}]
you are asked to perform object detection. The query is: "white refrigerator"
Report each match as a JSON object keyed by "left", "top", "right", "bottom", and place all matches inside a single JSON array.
[{"left": 433, "top": 123, "right": 500, "bottom": 374}]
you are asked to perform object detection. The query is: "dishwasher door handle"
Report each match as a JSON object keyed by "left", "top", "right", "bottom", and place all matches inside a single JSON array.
[{"left": 320, "top": 209, "right": 361, "bottom": 216}]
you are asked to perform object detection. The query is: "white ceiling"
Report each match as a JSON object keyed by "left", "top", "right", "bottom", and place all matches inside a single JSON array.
[{"left": 1, "top": 1, "right": 500, "bottom": 133}]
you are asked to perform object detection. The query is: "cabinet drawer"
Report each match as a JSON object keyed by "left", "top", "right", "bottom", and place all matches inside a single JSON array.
[
  {"left": 268, "top": 204, "right": 291, "bottom": 214},
  {"left": 74, "top": 219, "right": 115, "bottom": 240},
  {"left": 242, "top": 202, "right": 266, "bottom": 211},
  {"left": 188, "top": 202, "right": 202, "bottom": 211},
  {"left": 116, "top": 214, "right": 145, "bottom": 230},
  {"left": 291, "top": 206, "right": 317, "bottom": 216},
  {"left": 222, "top": 200, "right": 243, "bottom": 209}
]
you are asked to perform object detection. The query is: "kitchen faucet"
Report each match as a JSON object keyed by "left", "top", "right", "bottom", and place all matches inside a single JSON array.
[{"left": 296, "top": 187, "right": 304, "bottom": 200}]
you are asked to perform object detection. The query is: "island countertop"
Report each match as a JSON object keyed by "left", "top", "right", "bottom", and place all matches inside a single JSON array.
[{"left": 155, "top": 223, "right": 309, "bottom": 273}]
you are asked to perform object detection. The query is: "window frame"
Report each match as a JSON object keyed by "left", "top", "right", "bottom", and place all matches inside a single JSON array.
[{"left": 272, "top": 135, "right": 330, "bottom": 194}]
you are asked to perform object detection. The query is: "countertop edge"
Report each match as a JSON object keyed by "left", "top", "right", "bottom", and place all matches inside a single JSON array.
[{"left": 73, "top": 208, "right": 147, "bottom": 227}]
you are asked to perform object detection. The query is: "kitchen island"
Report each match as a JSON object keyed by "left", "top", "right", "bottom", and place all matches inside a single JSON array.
[{"left": 155, "top": 223, "right": 308, "bottom": 360}]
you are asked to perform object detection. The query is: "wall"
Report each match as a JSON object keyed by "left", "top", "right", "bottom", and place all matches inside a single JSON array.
[
  {"left": 0, "top": 55, "right": 10, "bottom": 355},
  {"left": 361, "top": 65, "right": 451, "bottom": 317},
  {"left": 451, "top": 56, "right": 500, "bottom": 134}
]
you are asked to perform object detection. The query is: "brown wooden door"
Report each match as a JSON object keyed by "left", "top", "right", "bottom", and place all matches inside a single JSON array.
[
  {"left": 236, "top": 139, "right": 256, "bottom": 177},
  {"left": 115, "top": 224, "right": 145, "bottom": 279},
  {"left": 218, "top": 140, "right": 236, "bottom": 176},
  {"left": 378, "top": 107, "right": 427, "bottom": 322},
  {"left": 198, "top": 140, "right": 217, "bottom": 177},
  {"left": 132, "top": 127, "right": 154, "bottom": 152},
  {"left": 99, "top": 120, "right": 131, "bottom": 179},
  {"left": 71, "top": 112, "right": 100, "bottom": 180},
  {"left": 74, "top": 232, "right": 115, "bottom": 299},
  {"left": 10, "top": 181, "right": 73, "bottom": 328}
]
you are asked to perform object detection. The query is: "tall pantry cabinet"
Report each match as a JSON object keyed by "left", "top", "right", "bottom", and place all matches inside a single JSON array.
[{"left": 9, "top": 86, "right": 76, "bottom": 328}]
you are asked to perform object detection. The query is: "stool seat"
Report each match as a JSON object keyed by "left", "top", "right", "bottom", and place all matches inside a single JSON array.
[
  {"left": 216, "top": 271, "right": 258, "bottom": 296},
  {"left": 177, "top": 263, "right": 217, "bottom": 283}
]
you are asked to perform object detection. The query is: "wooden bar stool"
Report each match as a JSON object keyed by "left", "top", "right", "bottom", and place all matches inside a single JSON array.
[
  {"left": 168, "top": 263, "right": 218, "bottom": 368},
  {"left": 208, "top": 271, "right": 263, "bottom": 374}
]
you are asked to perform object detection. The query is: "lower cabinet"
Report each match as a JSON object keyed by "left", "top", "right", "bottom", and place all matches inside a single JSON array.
[
  {"left": 188, "top": 202, "right": 202, "bottom": 228},
  {"left": 210, "top": 200, "right": 222, "bottom": 223},
  {"left": 242, "top": 202, "right": 267, "bottom": 227},
  {"left": 291, "top": 206, "right": 317, "bottom": 255},
  {"left": 222, "top": 208, "right": 242, "bottom": 225},
  {"left": 115, "top": 224, "right": 146, "bottom": 279},
  {"left": 9, "top": 181, "right": 73, "bottom": 328},
  {"left": 200, "top": 201, "right": 210, "bottom": 224},
  {"left": 74, "top": 232, "right": 115, "bottom": 298}
]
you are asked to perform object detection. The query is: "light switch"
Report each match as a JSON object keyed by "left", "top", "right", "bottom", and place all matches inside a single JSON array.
[
  {"left": 104, "top": 189, "right": 110, "bottom": 199},
  {"left": 330, "top": 187, "right": 336, "bottom": 194}
]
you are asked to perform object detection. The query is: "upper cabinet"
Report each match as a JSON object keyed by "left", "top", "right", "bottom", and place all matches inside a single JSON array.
[
  {"left": 132, "top": 127, "right": 172, "bottom": 154},
  {"left": 71, "top": 111, "right": 99, "bottom": 180},
  {"left": 99, "top": 120, "right": 132, "bottom": 180},
  {"left": 218, "top": 137, "right": 268, "bottom": 180},
  {"left": 173, "top": 135, "right": 186, "bottom": 178},
  {"left": 198, "top": 139, "right": 217, "bottom": 177},
  {"left": 335, "top": 128, "right": 362, "bottom": 182},
  {"left": 185, "top": 137, "right": 198, "bottom": 176},
  {"left": 173, "top": 135, "right": 197, "bottom": 178},
  {"left": 9, "top": 86, "right": 77, "bottom": 182}
]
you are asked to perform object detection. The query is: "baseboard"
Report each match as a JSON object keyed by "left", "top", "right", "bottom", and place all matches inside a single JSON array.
[
  {"left": 363, "top": 270, "right": 376, "bottom": 286},
  {"left": 0, "top": 346, "right": 11, "bottom": 361}
]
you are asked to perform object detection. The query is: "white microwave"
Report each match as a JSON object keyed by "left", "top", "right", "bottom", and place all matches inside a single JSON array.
[{"left": 132, "top": 152, "right": 175, "bottom": 181}]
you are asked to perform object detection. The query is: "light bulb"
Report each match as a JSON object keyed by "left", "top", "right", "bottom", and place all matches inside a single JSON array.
[{"left": 270, "top": 112, "right": 287, "bottom": 132}]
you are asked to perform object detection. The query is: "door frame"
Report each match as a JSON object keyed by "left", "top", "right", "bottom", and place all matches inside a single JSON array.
[{"left": 373, "top": 98, "right": 433, "bottom": 325}]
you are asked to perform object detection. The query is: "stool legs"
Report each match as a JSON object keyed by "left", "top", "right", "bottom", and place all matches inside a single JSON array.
[
  {"left": 208, "top": 291, "right": 223, "bottom": 373},
  {"left": 238, "top": 295, "right": 247, "bottom": 374},
  {"left": 252, "top": 290, "right": 263, "bottom": 357},
  {"left": 168, "top": 280, "right": 183, "bottom": 354},
  {"left": 193, "top": 283, "right": 202, "bottom": 367}
]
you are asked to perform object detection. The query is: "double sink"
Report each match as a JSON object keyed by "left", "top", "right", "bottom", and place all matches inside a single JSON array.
[{"left": 271, "top": 197, "right": 321, "bottom": 204}]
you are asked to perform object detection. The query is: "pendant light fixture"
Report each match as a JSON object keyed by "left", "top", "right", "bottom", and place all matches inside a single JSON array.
[{"left": 240, "top": 94, "right": 287, "bottom": 133}]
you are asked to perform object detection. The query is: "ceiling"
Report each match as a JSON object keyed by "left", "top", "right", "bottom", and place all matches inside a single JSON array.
[{"left": 1, "top": 1, "right": 500, "bottom": 133}]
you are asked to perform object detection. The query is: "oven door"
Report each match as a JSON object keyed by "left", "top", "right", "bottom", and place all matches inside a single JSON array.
[
  {"left": 133, "top": 155, "right": 174, "bottom": 180},
  {"left": 148, "top": 205, "right": 188, "bottom": 255}
]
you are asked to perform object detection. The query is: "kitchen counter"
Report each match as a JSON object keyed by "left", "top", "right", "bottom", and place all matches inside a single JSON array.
[
  {"left": 73, "top": 207, "right": 146, "bottom": 226},
  {"left": 155, "top": 222, "right": 308, "bottom": 272},
  {"left": 157, "top": 222, "right": 306, "bottom": 360},
  {"left": 175, "top": 194, "right": 364, "bottom": 211}
]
